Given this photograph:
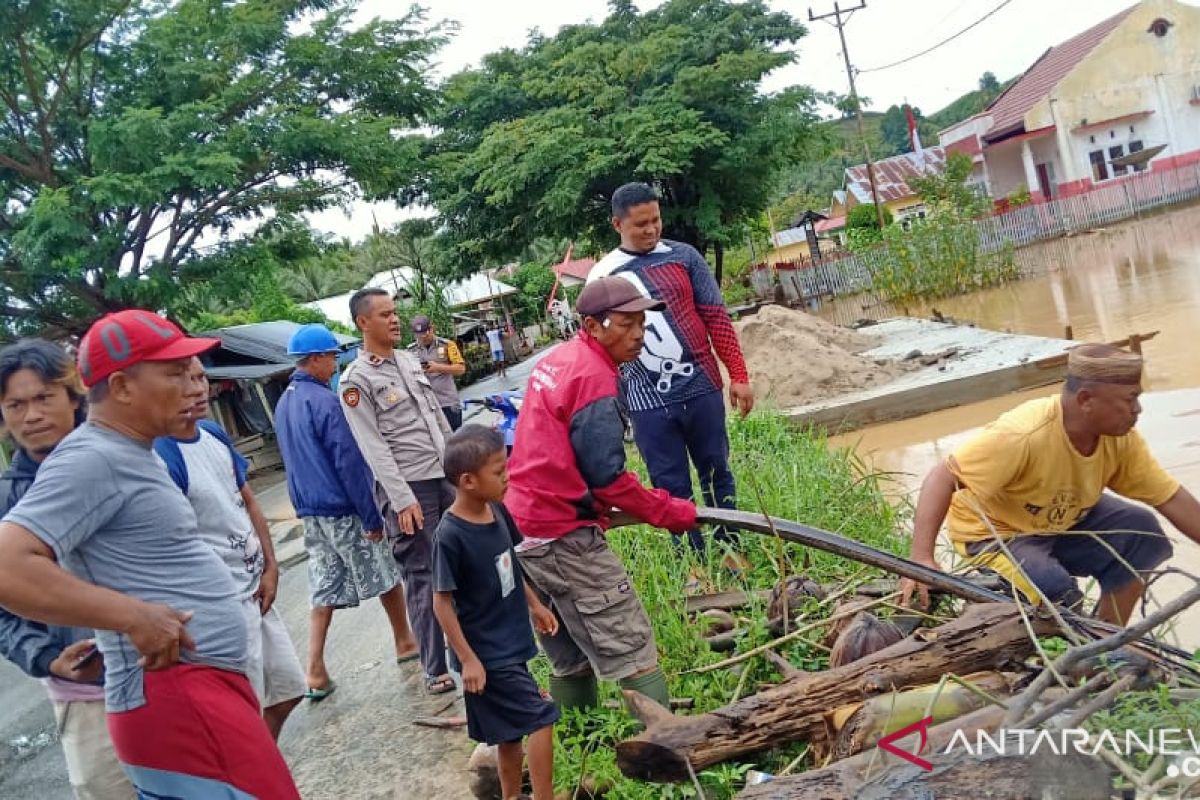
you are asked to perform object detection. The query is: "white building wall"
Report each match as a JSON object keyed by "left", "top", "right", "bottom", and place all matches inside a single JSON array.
[{"left": 983, "top": 143, "right": 1027, "bottom": 199}]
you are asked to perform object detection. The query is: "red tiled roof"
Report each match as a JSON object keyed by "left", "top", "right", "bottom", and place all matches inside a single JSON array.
[
  {"left": 983, "top": 5, "right": 1136, "bottom": 141},
  {"left": 556, "top": 257, "right": 596, "bottom": 281},
  {"left": 845, "top": 148, "right": 947, "bottom": 205}
]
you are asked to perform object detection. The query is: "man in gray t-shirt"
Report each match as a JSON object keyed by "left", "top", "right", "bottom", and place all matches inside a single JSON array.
[
  {"left": 0, "top": 309, "right": 298, "bottom": 799},
  {"left": 8, "top": 422, "right": 248, "bottom": 710}
]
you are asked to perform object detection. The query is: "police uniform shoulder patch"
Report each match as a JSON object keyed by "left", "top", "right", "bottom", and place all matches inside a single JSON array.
[{"left": 342, "top": 387, "right": 361, "bottom": 408}]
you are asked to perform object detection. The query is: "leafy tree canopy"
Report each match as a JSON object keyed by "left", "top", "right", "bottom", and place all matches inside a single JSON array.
[
  {"left": 847, "top": 203, "right": 892, "bottom": 231},
  {"left": 909, "top": 151, "right": 988, "bottom": 220},
  {"left": 1, "top": 0, "right": 447, "bottom": 336},
  {"left": 420, "top": 0, "right": 823, "bottom": 278}
]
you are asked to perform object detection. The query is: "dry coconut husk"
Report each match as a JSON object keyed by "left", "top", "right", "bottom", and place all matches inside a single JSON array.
[
  {"left": 767, "top": 575, "right": 826, "bottom": 633},
  {"left": 823, "top": 596, "right": 880, "bottom": 648},
  {"left": 467, "top": 743, "right": 501, "bottom": 800},
  {"left": 828, "top": 612, "right": 905, "bottom": 668},
  {"left": 697, "top": 608, "right": 736, "bottom": 636}
]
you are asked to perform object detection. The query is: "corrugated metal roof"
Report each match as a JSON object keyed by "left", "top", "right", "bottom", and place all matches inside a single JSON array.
[
  {"left": 205, "top": 362, "right": 294, "bottom": 380},
  {"left": 201, "top": 321, "right": 358, "bottom": 363},
  {"left": 983, "top": 5, "right": 1135, "bottom": 141},
  {"left": 773, "top": 227, "right": 808, "bottom": 247},
  {"left": 844, "top": 148, "right": 947, "bottom": 205}
]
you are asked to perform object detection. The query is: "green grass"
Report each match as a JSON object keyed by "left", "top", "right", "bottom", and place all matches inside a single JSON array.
[{"left": 530, "top": 412, "right": 909, "bottom": 798}]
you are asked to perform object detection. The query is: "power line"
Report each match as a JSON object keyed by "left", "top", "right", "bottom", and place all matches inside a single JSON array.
[
  {"left": 858, "top": 0, "right": 1018, "bottom": 73},
  {"left": 809, "top": 1, "right": 886, "bottom": 230}
]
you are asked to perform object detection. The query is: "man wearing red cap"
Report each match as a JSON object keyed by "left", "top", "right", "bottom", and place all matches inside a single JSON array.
[
  {"left": 505, "top": 277, "right": 698, "bottom": 712},
  {"left": 0, "top": 310, "right": 299, "bottom": 799}
]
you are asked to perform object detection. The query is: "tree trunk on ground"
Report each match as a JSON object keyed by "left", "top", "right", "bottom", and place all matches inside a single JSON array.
[{"left": 615, "top": 603, "right": 1058, "bottom": 783}]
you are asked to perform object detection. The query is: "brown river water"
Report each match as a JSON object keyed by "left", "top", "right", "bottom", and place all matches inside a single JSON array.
[{"left": 823, "top": 203, "right": 1200, "bottom": 649}]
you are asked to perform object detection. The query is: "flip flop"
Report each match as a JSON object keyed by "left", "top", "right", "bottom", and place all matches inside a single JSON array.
[
  {"left": 396, "top": 652, "right": 419, "bottom": 665},
  {"left": 426, "top": 675, "right": 456, "bottom": 695},
  {"left": 304, "top": 681, "right": 336, "bottom": 702}
]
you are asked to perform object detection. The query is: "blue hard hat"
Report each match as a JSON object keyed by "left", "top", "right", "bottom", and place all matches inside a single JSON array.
[{"left": 287, "top": 323, "right": 340, "bottom": 356}]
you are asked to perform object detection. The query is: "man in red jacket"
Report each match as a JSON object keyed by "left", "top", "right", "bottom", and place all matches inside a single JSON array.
[{"left": 506, "top": 277, "right": 697, "bottom": 711}]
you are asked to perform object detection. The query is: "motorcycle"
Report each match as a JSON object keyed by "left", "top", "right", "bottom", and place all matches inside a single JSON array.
[{"left": 463, "top": 390, "right": 523, "bottom": 454}]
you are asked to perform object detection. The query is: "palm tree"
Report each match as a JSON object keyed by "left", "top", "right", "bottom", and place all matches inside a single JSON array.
[{"left": 280, "top": 258, "right": 340, "bottom": 302}]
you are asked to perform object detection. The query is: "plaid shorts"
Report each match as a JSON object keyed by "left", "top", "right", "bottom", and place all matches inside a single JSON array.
[{"left": 304, "top": 515, "right": 401, "bottom": 608}]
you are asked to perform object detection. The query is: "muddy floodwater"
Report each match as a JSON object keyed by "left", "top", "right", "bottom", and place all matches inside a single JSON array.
[{"left": 826, "top": 203, "right": 1200, "bottom": 650}]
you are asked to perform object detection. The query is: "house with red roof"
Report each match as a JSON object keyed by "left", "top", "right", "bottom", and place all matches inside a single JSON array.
[
  {"left": 832, "top": 147, "right": 948, "bottom": 223},
  {"left": 939, "top": 0, "right": 1200, "bottom": 204}
]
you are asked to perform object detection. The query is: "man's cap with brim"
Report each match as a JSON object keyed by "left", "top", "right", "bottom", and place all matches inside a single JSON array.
[
  {"left": 77, "top": 309, "right": 220, "bottom": 388},
  {"left": 576, "top": 276, "right": 665, "bottom": 317},
  {"left": 411, "top": 314, "right": 432, "bottom": 333}
]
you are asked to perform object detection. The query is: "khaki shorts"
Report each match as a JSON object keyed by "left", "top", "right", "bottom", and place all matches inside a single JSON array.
[
  {"left": 51, "top": 699, "right": 135, "bottom": 800},
  {"left": 517, "top": 526, "right": 658, "bottom": 681},
  {"left": 241, "top": 598, "right": 307, "bottom": 708}
]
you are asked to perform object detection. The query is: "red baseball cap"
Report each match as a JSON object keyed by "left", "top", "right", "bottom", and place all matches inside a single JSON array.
[{"left": 77, "top": 310, "right": 220, "bottom": 388}]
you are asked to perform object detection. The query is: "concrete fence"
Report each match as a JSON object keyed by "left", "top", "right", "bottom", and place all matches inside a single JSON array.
[{"left": 752, "top": 160, "right": 1200, "bottom": 311}]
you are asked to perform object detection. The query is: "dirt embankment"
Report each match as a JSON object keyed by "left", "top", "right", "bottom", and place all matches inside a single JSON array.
[{"left": 733, "top": 305, "right": 906, "bottom": 409}]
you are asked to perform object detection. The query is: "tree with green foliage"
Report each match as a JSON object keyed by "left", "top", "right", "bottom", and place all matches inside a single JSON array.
[
  {"left": 833, "top": 93, "right": 871, "bottom": 119},
  {"left": 845, "top": 202, "right": 893, "bottom": 250},
  {"left": 908, "top": 151, "right": 989, "bottom": 220},
  {"left": 421, "top": 0, "right": 823, "bottom": 282},
  {"left": 869, "top": 150, "right": 1014, "bottom": 303},
  {"left": 979, "top": 71, "right": 1001, "bottom": 94},
  {"left": 847, "top": 203, "right": 893, "bottom": 231},
  {"left": 0, "top": 0, "right": 446, "bottom": 337},
  {"left": 503, "top": 262, "right": 558, "bottom": 328}
]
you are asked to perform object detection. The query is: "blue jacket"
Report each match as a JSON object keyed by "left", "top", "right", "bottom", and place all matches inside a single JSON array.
[
  {"left": 0, "top": 449, "right": 98, "bottom": 681},
  {"left": 274, "top": 370, "right": 384, "bottom": 530}
]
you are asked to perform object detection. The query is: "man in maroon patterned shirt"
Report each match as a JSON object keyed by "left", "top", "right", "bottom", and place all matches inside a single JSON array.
[{"left": 588, "top": 182, "right": 753, "bottom": 567}]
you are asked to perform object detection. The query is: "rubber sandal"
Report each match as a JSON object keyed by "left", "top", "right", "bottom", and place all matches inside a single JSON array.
[
  {"left": 426, "top": 675, "right": 456, "bottom": 695},
  {"left": 304, "top": 681, "right": 336, "bottom": 702}
]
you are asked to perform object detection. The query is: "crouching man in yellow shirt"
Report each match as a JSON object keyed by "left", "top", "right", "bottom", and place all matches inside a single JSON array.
[{"left": 900, "top": 343, "right": 1200, "bottom": 625}]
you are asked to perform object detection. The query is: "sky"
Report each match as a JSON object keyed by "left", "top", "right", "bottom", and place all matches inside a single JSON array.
[{"left": 308, "top": 0, "right": 1144, "bottom": 240}]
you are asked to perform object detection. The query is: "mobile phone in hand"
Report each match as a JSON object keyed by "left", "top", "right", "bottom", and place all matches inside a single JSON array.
[{"left": 71, "top": 645, "right": 100, "bottom": 672}]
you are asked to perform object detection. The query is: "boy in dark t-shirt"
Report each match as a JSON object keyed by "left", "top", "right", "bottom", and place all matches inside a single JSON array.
[{"left": 432, "top": 425, "right": 559, "bottom": 800}]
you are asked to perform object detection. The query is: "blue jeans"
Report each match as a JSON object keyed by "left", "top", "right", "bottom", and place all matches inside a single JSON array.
[{"left": 629, "top": 390, "right": 738, "bottom": 552}]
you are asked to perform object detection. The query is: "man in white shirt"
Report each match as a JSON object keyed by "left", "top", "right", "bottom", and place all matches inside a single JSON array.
[{"left": 154, "top": 359, "right": 306, "bottom": 738}]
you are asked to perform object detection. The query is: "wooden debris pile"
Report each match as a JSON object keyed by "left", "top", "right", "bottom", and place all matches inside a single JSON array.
[
  {"left": 467, "top": 508, "right": 1200, "bottom": 799},
  {"left": 614, "top": 509, "right": 1200, "bottom": 799}
]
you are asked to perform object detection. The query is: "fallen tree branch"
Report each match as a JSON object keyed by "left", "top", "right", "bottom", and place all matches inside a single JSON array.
[
  {"left": 690, "top": 508, "right": 1200, "bottom": 673},
  {"left": 1058, "top": 672, "right": 1138, "bottom": 730},
  {"left": 617, "top": 603, "right": 1057, "bottom": 782},
  {"left": 1018, "top": 673, "right": 1112, "bottom": 729},
  {"left": 1004, "top": 578, "right": 1200, "bottom": 726}
]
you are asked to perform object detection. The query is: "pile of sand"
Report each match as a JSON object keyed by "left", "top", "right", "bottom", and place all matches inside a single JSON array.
[{"left": 733, "top": 305, "right": 906, "bottom": 408}]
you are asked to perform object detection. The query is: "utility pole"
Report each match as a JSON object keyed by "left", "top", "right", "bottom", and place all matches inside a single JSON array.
[{"left": 810, "top": 1, "right": 886, "bottom": 230}]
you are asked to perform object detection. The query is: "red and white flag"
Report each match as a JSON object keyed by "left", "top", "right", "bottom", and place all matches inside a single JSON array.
[{"left": 906, "top": 104, "right": 925, "bottom": 170}]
